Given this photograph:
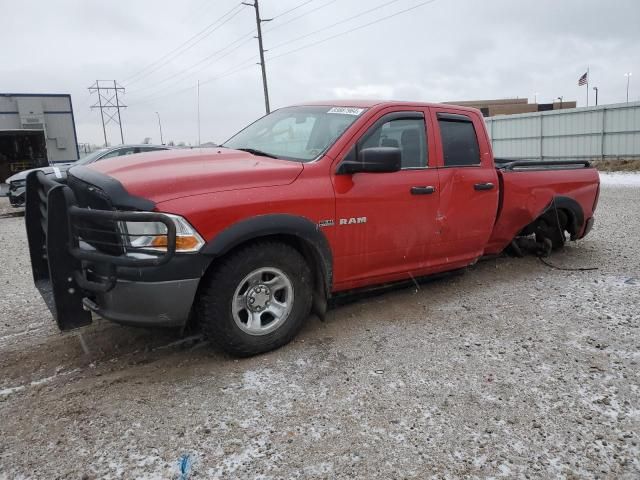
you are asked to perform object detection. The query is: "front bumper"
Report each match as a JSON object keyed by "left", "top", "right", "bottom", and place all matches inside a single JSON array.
[
  {"left": 83, "top": 277, "right": 200, "bottom": 327},
  {"left": 24, "top": 170, "right": 210, "bottom": 331}
]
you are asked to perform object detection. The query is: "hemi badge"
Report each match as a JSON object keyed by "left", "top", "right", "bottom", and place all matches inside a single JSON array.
[{"left": 318, "top": 219, "right": 335, "bottom": 228}]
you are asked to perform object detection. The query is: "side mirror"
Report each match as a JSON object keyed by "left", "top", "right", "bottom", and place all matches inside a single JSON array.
[{"left": 337, "top": 147, "right": 402, "bottom": 174}]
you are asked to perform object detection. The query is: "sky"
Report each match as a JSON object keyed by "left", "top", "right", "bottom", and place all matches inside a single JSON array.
[{"left": 2, "top": 0, "right": 638, "bottom": 146}]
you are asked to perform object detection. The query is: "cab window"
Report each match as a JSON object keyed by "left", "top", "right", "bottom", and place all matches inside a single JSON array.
[{"left": 358, "top": 115, "right": 427, "bottom": 169}]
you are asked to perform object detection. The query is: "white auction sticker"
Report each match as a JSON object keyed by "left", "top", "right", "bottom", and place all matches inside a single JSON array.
[{"left": 327, "top": 107, "right": 365, "bottom": 115}]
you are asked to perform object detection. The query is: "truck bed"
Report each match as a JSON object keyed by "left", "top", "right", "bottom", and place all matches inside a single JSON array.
[{"left": 485, "top": 160, "right": 600, "bottom": 255}]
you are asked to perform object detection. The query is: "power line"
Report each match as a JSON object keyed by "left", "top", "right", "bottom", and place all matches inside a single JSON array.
[
  {"left": 128, "top": 1, "right": 325, "bottom": 100},
  {"left": 179, "top": 0, "right": 215, "bottom": 23},
  {"left": 130, "top": 59, "right": 258, "bottom": 107},
  {"left": 270, "top": 0, "right": 315, "bottom": 20},
  {"left": 130, "top": 35, "right": 257, "bottom": 101},
  {"left": 183, "top": 0, "right": 237, "bottom": 24},
  {"left": 263, "top": 0, "right": 338, "bottom": 33},
  {"left": 128, "top": 30, "right": 256, "bottom": 96},
  {"left": 130, "top": 0, "right": 331, "bottom": 100},
  {"left": 122, "top": 2, "right": 244, "bottom": 86},
  {"left": 131, "top": 0, "right": 438, "bottom": 108},
  {"left": 125, "top": 5, "right": 245, "bottom": 87},
  {"left": 269, "top": 0, "right": 437, "bottom": 61},
  {"left": 268, "top": 0, "right": 405, "bottom": 51}
]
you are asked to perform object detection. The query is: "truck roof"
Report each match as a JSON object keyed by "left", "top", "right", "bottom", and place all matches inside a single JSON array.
[{"left": 295, "top": 99, "right": 482, "bottom": 114}]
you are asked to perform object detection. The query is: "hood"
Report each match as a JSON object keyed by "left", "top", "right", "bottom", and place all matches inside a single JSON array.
[
  {"left": 5, "top": 163, "right": 74, "bottom": 183},
  {"left": 84, "top": 148, "right": 304, "bottom": 203}
]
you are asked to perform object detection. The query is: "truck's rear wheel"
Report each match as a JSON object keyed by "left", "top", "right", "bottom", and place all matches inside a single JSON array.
[
  {"left": 197, "top": 242, "right": 312, "bottom": 357},
  {"left": 536, "top": 210, "right": 568, "bottom": 250}
]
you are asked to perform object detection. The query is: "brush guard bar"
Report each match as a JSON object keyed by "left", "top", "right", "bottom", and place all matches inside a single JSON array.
[{"left": 25, "top": 170, "right": 176, "bottom": 331}]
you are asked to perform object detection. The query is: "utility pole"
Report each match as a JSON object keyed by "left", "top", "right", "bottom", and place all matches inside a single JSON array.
[
  {"left": 243, "top": 0, "right": 271, "bottom": 114},
  {"left": 95, "top": 83, "right": 107, "bottom": 147},
  {"left": 113, "top": 80, "right": 124, "bottom": 144},
  {"left": 625, "top": 72, "right": 632, "bottom": 103},
  {"left": 557, "top": 96, "right": 563, "bottom": 109},
  {"left": 592, "top": 86, "right": 598, "bottom": 106},
  {"left": 197, "top": 80, "right": 201, "bottom": 146},
  {"left": 88, "top": 80, "right": 127, "bottom": 146},
  {"left": 155, "top": 112, "right": 164, "bottom": 145}
]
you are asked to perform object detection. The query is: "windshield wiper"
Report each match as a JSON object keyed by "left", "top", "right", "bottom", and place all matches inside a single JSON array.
[{"left": 235, "top": 148, "right": 279, "bottom": 159}]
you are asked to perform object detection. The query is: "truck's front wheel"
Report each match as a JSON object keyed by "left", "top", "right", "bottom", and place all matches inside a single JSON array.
[{"left": 197, "top": 242, "right": 312, "bottom": 357}]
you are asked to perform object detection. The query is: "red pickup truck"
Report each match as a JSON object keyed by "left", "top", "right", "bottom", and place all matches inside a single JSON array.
[{"left": 25, "top": 101, "right": 600, "bottom": 356}]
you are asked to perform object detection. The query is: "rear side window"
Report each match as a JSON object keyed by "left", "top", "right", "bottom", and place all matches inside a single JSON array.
[
  {"left": 141, "top": 146, "right": 167, "bottom": 152},
  {"left": 438, "top": 115, "right": 480, "bottom": 166}
]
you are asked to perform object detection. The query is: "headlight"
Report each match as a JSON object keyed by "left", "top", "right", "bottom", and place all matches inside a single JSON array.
[
  {"left": 118, "top": 213, "right": 204, "bottom": 253},
  {"left": 11, "top": 179, "right": 26, "bottom": 188}
]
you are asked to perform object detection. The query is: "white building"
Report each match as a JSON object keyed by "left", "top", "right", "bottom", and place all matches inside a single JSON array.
[{"left": 0, "top": 93, "right": 79, "bottom": 183}]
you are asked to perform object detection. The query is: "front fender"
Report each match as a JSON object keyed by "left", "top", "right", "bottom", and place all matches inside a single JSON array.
[{"left": 201, "top": 214, "right": 333, "bottom": 294}]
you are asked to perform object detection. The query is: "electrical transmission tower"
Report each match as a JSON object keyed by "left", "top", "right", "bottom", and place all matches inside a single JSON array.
[
  {"left": 243, "top": 0, "right": 271, "bottom": 114},
  {"left": 88, "top": 80, "right": 127, "bottom": 146}
]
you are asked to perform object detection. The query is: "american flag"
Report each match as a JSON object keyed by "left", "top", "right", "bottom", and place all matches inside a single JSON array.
[{"left": 578, "top": 72, "right": 588, "bottom": 86}]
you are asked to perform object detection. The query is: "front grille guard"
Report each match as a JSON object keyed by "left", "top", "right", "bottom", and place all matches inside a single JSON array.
[{"left": 25, "top": 170, "right": 176, "bottom": 330}]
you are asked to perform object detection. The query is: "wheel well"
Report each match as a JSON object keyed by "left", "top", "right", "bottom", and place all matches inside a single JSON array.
[
  {"left": 191, "top": 234, "right": 329, "bottom": 328},
  {"left": 558, "top": 207, "right": 577, "bottom": 236},
  {"left": 514, "top": 200, "right": 580, "bottom": 254}
]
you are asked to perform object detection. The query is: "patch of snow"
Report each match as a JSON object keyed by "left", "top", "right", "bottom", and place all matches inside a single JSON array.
[
  {"left": 473, "top": 454, "right": 488, "bottom": 467},
  {"left": 242, "top": 369, "right": 277, "bottom": 392},
  {"left": 0, "top": 324, "right": 46, "bottom": 345},
  {"left": 498, "top": 464, "right": 512, "bottom": 477},
  {"left": 208, "top": 436, "right": 270, "bottom": 478},
  {"left": 599, "top": 172, "right": 640, "bottom": 187},
  {"left": 303, "top": 462, "right": 334, "bottom": 476},
  {"left": 0, "top": 385, "right": 26, "bottom": 396},
  {"left": 0, "top": 368, "right": 80, "bottom": 397}
]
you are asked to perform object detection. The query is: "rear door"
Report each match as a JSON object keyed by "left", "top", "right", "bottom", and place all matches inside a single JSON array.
[
  {"left": 331, "top": 108, "right": 440, "bottom": 287},
  {"left": 428, "top": 108, "right": 499, "bottom": 266}
]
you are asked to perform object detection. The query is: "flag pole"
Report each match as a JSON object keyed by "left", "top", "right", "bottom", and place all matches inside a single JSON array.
[{"left": 586, "top": 66, "right": 590, "bottom": 107}]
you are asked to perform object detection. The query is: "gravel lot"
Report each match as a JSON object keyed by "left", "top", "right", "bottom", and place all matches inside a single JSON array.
[{"left": 0, "top": 178, "right": 639, "bottom": 479}]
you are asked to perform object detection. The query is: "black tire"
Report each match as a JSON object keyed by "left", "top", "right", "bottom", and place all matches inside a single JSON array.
[{"left": 196, "top": 241, "right": 312, "bottom": 357}]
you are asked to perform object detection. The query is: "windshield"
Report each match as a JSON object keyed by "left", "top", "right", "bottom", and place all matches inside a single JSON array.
[
  {"left": 223, "top": 106, "right": 366, "bottom": 162},
  {"left": 75, "top": 148, "right": 109, "bottom": 165}
]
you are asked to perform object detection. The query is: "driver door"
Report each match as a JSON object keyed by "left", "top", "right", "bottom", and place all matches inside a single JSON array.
[{"left": 331, "top": 109, "right": 440, "bottom": 289}]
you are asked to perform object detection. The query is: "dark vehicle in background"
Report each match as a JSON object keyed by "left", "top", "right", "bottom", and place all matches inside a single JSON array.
[{"left": 4, "top": 144, "right": 168, "bottom": 207}]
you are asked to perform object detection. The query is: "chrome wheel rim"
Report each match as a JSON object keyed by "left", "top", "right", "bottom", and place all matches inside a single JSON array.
[{"left": 232, "top": 267, "right": 294, "bottom": 336}]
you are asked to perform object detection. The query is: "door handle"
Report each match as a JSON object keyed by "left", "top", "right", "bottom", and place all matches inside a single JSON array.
[
  {"left": 474, "top": 182, "right": 495, "bottom": 191},
  {"left": 411, "top": 186, "right": 436, "bottom": 195}
]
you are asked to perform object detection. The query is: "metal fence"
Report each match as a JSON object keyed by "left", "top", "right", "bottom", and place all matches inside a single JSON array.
[{"left": 485, "top": 101, "right": 640, "bottom": 161}]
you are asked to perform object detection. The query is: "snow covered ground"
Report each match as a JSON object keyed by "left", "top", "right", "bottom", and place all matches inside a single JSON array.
[{"left": 599, "top": 171, "right": 640, "bottom": 187}]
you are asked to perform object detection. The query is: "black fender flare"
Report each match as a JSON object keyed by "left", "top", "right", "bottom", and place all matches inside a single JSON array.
[
  {"left": 201, "top": 214, "right": 333, "bottom": 295},
  {"left": 546, "top": 196, "right": 584, "bottom": 239}
]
